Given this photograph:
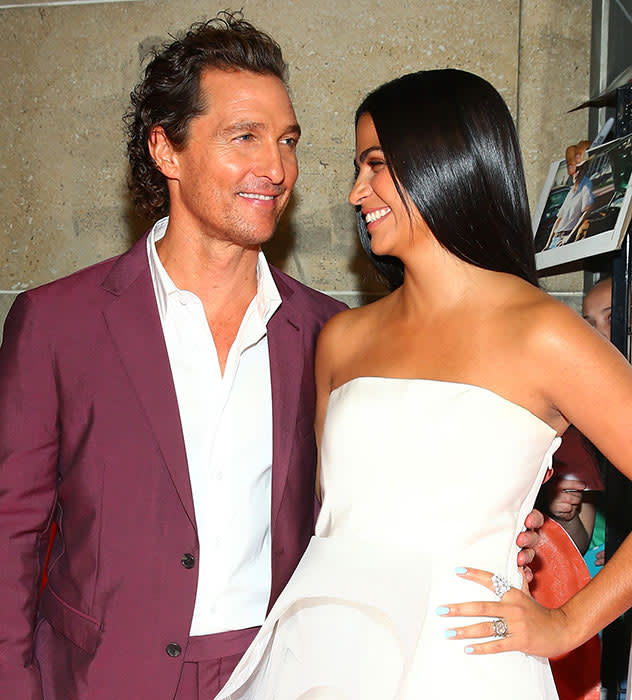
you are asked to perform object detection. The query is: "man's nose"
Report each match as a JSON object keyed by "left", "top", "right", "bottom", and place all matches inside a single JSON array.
[{"left": 255, "top": 141, "right": 285, "bottom": 184}]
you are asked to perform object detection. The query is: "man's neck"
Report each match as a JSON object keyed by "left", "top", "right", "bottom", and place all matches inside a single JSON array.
[{"left": 157, "top": 221, "right": 260, "bottom": 372}]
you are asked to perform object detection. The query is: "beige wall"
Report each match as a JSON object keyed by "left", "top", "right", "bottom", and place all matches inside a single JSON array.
[{"left": 0, "top": 0, "right": 591, "bottom": 337}]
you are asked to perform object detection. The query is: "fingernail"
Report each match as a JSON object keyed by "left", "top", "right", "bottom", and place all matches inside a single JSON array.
[
  {"left": 435, "top": 606, "right": 450, "bottom": 616},
  {"left": 444, "top": 630, "right": 456, "bottom": 639},
  {"left": 465, "top": 647, "right": 474, "bottom": 654},
  {"left": 455, "top": 567, "right": 467, "bottom": 574}
]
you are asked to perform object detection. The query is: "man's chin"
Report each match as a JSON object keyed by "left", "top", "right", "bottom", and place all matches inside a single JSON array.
[{"left": 237, "top": 225, "right": 278, "bottom": 249}]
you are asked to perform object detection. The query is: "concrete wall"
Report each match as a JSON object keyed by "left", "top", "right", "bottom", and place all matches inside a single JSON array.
[{"left": 0, "top": 0, "right": 592, "bottom": 338}]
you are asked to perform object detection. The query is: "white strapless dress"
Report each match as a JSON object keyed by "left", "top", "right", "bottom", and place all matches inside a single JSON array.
[{"left": 215, "top": 377, "right": 561, "bottom": 700}]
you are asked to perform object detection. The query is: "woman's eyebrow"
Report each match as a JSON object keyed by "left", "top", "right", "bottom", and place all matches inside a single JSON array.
[{"left": 357, "top": 146, "right": 383, "bottom": 163}]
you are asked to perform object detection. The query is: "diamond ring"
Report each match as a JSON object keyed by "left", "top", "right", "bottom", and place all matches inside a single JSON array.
[
  {"left": 491, "top": 573, "right": 511, "bottom": 599},
  {"left": 492, "top": 617, "right": 508, "bottom": 638}
]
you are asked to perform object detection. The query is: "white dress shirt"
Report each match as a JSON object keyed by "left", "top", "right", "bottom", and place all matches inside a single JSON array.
[
  {"left": 147, "top": 217, "right": 281, "bottom": 635},
  {"left": 556, "top": 176, "right": 594, "bottom": 232}
]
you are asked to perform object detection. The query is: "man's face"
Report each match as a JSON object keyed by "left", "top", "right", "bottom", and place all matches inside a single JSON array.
[
  {"left": 583, "top": 279, "right": 612, "bottom": 340},
  {"left": 166, "top": 69, "right": 300, "bottom": 248}
]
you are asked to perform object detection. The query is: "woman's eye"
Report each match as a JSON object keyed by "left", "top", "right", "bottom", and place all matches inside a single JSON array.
[{"left": 368, "top": 159, "right": 385, "bottom": 170}]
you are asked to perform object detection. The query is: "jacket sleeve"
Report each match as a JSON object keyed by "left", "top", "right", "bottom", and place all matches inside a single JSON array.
[{"left": 0, "top": 292, "right": 60, "bottom": 700}]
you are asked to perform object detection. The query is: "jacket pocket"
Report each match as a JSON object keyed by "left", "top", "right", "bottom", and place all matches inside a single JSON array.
[{"left": 39, "top": 585, "right": 102, "bottom": 655}]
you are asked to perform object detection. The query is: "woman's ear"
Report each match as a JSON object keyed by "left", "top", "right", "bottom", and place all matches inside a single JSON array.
[{"left": 148, "top": 125, "right": 178, "bottom": 179}]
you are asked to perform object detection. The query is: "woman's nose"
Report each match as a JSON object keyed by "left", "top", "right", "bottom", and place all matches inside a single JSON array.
[{"left": 349, "top": 176, "right": 371, "bottom": 206}]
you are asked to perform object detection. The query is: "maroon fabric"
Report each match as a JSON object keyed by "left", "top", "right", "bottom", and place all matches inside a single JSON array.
[
  {"left": 0, "top": 233, "right": 345, "bottom": 700},
  {"left": 174, "top": 628, "right": 259, "bottom": 700},
  {"left": 553, "top": 425, "right": 604, "bottom": 491}
]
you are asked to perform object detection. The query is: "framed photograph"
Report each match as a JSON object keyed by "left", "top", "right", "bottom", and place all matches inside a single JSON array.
[{"left": 532, "top": 134, "right": 632, "bottom": 270}]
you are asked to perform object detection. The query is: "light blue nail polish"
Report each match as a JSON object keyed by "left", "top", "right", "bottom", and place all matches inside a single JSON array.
[
  {"left": 435, "top": 606, "right": 450, "bottom": 616},
  {"left": 455, "top": 567, "right": 467, "bottom": 574},
  {"left": 444, "top": 630, "right": 456, "bottom": 639},
  {"left": 465, "top": 647, "right": 474, "bottom": 654}
]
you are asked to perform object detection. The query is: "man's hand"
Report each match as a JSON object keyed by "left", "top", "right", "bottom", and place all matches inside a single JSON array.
[
  {"left": 565, "top": 140, "right": 591, "bottom": 176},
  {"left": 516, "top": 508, "right": 544, "bottom": 583}
]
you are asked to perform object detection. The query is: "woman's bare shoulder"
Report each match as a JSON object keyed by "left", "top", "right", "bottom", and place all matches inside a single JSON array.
[
  {"left": 319, "top": 295, "right": 390, "bottom": 343},
  {"left": 513, "top": 285, "right": 596, "bottom": 350},
  {"left": 503, "top": 282, "right": 626, "bottom": 399},
  {"left": 492, "top": 277, "right": 581, "bottom": 338},
  {"left": 316, "top": 295, "right": 392, "bottom": 377}
]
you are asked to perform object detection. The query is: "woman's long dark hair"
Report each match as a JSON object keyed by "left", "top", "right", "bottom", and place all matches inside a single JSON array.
[{"left": 355, "top": 69, "right": 538, "bottom": 290}]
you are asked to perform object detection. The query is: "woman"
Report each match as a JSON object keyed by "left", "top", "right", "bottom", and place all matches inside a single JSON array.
[{"left": 215, "top": 70, "right": 632, "bottom": 699}]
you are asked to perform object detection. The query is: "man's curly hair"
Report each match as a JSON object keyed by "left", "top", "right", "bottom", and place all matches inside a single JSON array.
[{"left": 124, "top": 10, "right": 288, "bottom": 220}]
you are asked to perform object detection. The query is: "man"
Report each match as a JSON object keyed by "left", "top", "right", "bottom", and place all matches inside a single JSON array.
[
  {"left": 0, "top": 14, "right": 343, "bottom": 700},
  {"left": 0, "top": 12, "right": 540, "bottom": 700},
  {"left": 582, "top": 276, "right": 612, "bottom": 338},
  {"left": 544, "top": 161, "right": 594, "bottom": 250}
]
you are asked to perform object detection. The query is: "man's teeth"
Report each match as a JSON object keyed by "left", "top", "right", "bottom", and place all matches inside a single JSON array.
[
  {"left": 365, "top": 207, "right": 391, "bottom": 224},
  {"left": 239, "top": 192, "right": 275, "bottom": 200}
]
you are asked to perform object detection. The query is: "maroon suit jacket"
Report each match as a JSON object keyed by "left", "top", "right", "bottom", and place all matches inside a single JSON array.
[{"left": 0, "top": 234, "right": 345, "bottom": 700}]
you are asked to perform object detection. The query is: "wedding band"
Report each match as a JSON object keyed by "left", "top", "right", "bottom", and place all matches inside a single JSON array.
[
  {"left": 491, "top": 573, "right": 511, "bottom": 599},
  {"left": 492, "top": 618, "right": 508, "bottom": 638}
]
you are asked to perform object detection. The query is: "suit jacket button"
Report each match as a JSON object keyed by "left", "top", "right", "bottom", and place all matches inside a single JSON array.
[
  {"left": 166, "top": 643, "right": 182, "bottom": 657},
  {"left": 181, "top": 553, "right": 195, "bottom": 569}
]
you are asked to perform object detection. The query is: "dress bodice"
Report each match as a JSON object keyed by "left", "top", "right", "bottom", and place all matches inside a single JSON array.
[{"left": 317, "top": 377, "right": 560, "bottom": 587}]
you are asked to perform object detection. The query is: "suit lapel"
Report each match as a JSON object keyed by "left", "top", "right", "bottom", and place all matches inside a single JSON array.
[
  {"left": 101, "top": 236, "right": 196, "bottom": 529},
  {"left": 268, "top": 273, "right": 305, "bottom": 531}
]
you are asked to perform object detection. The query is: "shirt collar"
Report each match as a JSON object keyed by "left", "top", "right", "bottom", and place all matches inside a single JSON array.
[{"left": 146, "top": 216, "right": 281, "bottom": 325}]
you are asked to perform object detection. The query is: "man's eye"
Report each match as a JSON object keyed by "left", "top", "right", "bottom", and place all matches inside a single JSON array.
[{"left": 235, "top": 134, "right": 254, "bottom": 142}]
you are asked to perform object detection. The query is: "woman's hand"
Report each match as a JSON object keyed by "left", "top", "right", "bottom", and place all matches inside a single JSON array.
[{"left": 437, "top": 567, "right": 573, "bottom": 657}]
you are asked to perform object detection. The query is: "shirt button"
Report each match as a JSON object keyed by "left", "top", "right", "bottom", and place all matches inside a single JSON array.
[
  {"left": 166, "top": 642, "right": 182, "bottom": 657},
  {"left": 181, "top": 553, "right": 195, "bottom": 569}
]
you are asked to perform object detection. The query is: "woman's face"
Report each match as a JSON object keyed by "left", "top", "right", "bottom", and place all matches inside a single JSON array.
[{"left": 349, "top": 113, "right": 412, "bottom": 258}]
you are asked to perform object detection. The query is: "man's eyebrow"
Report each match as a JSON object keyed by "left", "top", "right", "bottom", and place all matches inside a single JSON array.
[
  {"left": 355, "top": 146, "right": 383, "bottom": 165},
  {"left": 221, "top": 121, "right": 266, "bottom": 136},
  {"left": 220, "top": 121, "right": 302, "bottom": 137},
  {"left": 287, "top": 123, "right": 301, "bottom": 137}
]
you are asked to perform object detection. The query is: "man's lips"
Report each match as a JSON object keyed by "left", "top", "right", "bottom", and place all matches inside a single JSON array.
[{"left": 238, "top": 192, "right": 278, "bottom": 201}]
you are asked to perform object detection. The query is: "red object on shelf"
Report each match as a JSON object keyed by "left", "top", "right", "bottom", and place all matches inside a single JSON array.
[{"left": 530, "top": 517, "right": 601, "bottom": 700}]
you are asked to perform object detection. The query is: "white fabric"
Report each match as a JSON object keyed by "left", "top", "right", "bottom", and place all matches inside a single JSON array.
[
  {"left": 215, "top": 377, "right": 561, "bottom": 699},
  {"left": 147, "top": 217, "right": 281, "bottom": 635},
  {"left": 556, "top": 176, "right": 594, "bottom": 232}
]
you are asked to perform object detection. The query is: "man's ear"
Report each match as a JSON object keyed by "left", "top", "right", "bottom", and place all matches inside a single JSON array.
[{"left": 148, "top": 126, "right": 179, "bottom": 179}]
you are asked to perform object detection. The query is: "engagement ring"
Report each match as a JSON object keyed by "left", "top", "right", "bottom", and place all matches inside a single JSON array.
[{"left": 492, "top": 618, "right": 508, "bottom": 638}]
